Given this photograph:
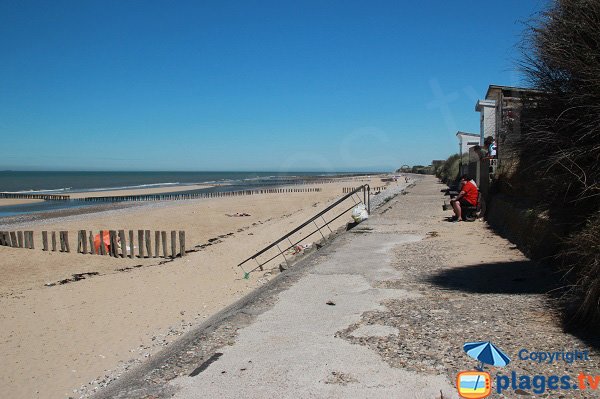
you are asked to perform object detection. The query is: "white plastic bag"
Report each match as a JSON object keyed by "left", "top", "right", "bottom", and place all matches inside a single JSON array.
[{"left": 351, "top": 203, "right": 369, "bottom": 222}]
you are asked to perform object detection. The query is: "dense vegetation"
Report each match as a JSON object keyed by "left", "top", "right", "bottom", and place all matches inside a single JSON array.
[
  {"left": 396, "top": 165, "right": 435, "bottom": 175},
  {"left": 434, "top": 153, "right": 461, "bottom": 184},
  {"left": 518, "top": 0, "right": 600, "bottom": 326}
]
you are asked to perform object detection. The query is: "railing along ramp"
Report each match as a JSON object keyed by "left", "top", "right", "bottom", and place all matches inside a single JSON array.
[{"left": 238, "top": 185, "right": 370, "bottom": 278}]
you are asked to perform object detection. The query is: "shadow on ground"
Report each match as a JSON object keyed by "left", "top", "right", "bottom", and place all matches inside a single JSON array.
[
  {"left": 427, "top": 260, "right": 600, "bottom": 350},
  {"left": 426, "top": 260, "right": 559, "bottom": 295}
]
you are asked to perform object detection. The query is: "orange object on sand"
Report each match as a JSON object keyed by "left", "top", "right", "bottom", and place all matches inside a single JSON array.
[{"left": 94, "top": 231, "right": 111, "bottom": 253}]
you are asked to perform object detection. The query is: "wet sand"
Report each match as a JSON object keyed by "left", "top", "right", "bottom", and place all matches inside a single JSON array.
[{"left": 0, "top": 198, "right": 44, "bottom": 206}]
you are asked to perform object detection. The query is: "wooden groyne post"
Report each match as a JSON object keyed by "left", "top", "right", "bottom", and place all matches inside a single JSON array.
[
  {"left": 179, "top": 231, "right": 185, "bottom": 257},
  {"left": 161, "top": 231, "right": 167, "bottom": 258},
  {"left": 128, "top": 230, "right": 134, "bottom": 258},
  {"left": 77, "top": 230, "right": 85, "bottom": 254},
  {"left": 169, "top": 231, "right": 177, "bottom": 258},
  {"left": 98, "top": 230, "right": 105, "bottom": 255},
  {"left": 137, "top": 230, "right": 144, "bottom": 258},
  {"left": 109, "top": 231, "right": 118, "bottom": 257},
  {"left": 154, "top": 231, "right": 160, "bottom": 258},
  {"left": 118, "top": 230, "right": 127, "bottom": 258},
  {"left": 60, "top": 231, "right": 70, "bottom": 252},
  {"left": 89, "top": 232, "right": 95, "bottom": 255}
]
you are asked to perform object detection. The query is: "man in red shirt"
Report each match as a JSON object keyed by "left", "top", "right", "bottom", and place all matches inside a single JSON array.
[{"left": 450, "top": 175, "right": 478, "bottom": 222}]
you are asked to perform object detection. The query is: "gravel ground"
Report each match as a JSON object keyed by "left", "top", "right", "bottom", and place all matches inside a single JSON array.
[{"left": 336, "top": 176, "right": 600, "bottom": 398}]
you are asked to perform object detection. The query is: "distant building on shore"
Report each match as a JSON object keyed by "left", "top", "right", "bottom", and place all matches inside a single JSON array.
[{"left": 395, "top": 165, "right": 435, "bottom": 175}]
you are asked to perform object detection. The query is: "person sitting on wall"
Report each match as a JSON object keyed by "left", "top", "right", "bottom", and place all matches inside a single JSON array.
[{"left": 450, "top": 174, "right": 478, "bottom": 222}]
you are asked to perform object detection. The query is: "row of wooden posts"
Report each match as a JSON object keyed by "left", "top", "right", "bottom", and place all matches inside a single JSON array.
[
  {"left": 342, "top": 186, "right": 388, "bottom": 194},
  {"left": 75, "top": 230, "right": 186, "bottom": 258},
  {"left": 0, "top": 230, "right": 186, "bottom": 259},
  {"left": 0, "top": 184, "right": 328, "bottom": 202},
  {"left": 0, "top": 193, "right": 70, "bottom": 200},
  {"left": 0, "top": 231, "right": 35, "bottom": 248},
  {"left": 79, "top": 187, "right": 322, "bottom": 202}
]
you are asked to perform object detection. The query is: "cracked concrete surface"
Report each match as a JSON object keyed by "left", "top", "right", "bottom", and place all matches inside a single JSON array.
[{"left": 169, "top": 232, "right": 457, "bottom": 398}]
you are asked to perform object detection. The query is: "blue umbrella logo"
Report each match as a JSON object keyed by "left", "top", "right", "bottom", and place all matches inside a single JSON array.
[{"left": 463, "top": 341, "right": 511, "bottom": 371}]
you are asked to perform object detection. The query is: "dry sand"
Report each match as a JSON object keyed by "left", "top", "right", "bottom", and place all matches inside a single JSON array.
[{"left": 0, "top": 175, "right": 394, "bottom": 399}]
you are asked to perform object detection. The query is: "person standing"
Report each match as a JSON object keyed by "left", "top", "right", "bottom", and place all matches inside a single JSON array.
[{"left": 484, "top": 136, "right": 497, "bottom": 158}]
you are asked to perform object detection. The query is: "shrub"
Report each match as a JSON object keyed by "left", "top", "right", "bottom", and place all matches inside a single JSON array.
[
  {"left": 519, "top": 0, "right": 600, "bottom": 217},
  {"left": 436, "top": 154, "right": 461, "bottom": 184},
  {"left": 520, "top": 0, "right": 600, "bottom": 326},
  {"left": 563, "top": 211, "right": 600, "bottom": 325}
]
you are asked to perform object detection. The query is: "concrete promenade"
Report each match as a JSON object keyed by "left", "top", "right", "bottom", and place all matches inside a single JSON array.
[{"left": 94, "top": 176, "right": 599, "bottom": 399}]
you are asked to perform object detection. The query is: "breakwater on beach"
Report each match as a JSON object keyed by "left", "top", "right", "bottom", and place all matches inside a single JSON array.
[
  {"left": 0, "top": 187, "right": 322, "bottom": 203},
  {"left": 78, "top": 187, "right": 322, "bottom": 202},
  {"left": 0, "top": 192, "right": 71, "bottom": 200}
]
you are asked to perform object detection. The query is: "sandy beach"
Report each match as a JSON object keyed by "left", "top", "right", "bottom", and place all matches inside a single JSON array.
[
  {"left": 0, "top": 198, "right": 44, "bottom": 206},
  {"left": 0, "top": 175, "right": 395, "bottom": 398}
]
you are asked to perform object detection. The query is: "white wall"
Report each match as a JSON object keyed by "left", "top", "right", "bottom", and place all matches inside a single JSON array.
[
  {"left": 456, "top": 133, "right": 480, "bottom": 157},
  {"left": 477, "top": 100, "right": 496, "bottom": 145},
  {"left": 482, "top": 106, "right": 496, "bottom": 143}
]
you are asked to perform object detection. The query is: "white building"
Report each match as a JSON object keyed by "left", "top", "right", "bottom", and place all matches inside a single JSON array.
[
  {"left": 456, "top": 131, "right": 480, "bottom": 156},
  {"left": 456, "top": 131, "right": 480, "bottom": 175},
  {"left": 475, "top": 99, "right": 496, "bottom": 145}
]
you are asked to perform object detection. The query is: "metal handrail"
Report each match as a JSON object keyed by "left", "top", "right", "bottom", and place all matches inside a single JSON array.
[{"left": 238, "top": 184, "right": 369, "bottom": 277}]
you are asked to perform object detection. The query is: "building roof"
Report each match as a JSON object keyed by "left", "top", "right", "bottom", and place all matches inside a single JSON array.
[
  {"left": 475, "top": 99, "right": 495, "bottom": 111},
  {"left": 485, "top": 84, "right": 542, "bottom": 100},
  {"left": 455, "top": 131, "right": 479, "bottom": 137}
]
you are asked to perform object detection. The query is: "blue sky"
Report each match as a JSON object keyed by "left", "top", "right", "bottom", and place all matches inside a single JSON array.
[{"left": 0, "top": 0, "right": 547, "bottom": 172}]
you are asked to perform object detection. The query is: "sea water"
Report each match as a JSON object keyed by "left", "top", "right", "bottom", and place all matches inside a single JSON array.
[{"left": 0, "top": 171, "right": 359, "bottom": 217}]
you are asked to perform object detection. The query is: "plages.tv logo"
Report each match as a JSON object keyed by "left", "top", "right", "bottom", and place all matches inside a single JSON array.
[
  {"left": 456, "top": 341, "right": 511, "bottom": 399},
  {"left": 456, "top": 371, "right": 491, "bottom": 399}
]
